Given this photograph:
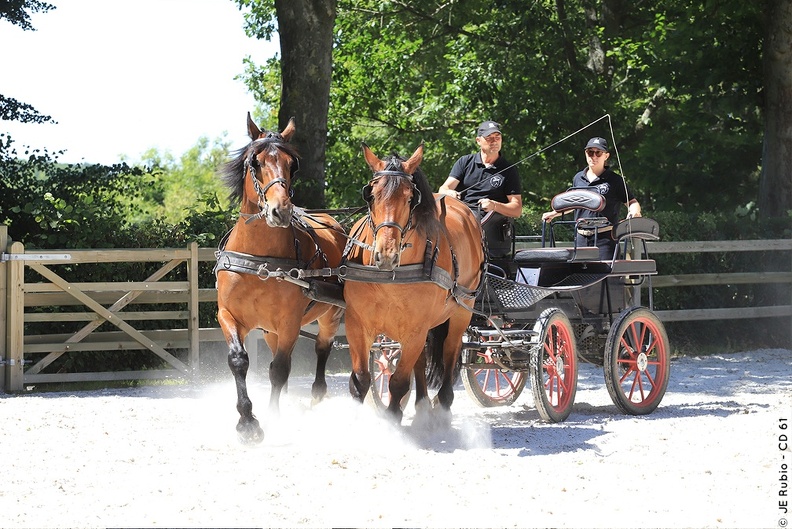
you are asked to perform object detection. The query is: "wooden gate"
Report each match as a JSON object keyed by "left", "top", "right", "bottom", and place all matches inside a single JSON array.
[{"left": 1, "top": 226, "right": 201, "bottom": 391}]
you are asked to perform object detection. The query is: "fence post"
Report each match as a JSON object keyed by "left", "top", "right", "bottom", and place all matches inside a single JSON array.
[
  {"left": 187, "top": 241, "right": 200, "bottom": 374},
  {"left": 0, "top": 226, "right": 8, "bottom": 391},
  {"left": 6, "top": 240, "right": 25, "bottom": 391}
]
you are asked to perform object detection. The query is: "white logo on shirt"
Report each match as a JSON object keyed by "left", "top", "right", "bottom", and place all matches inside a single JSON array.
[{"left": 490, "top": 175, "right": 504, "bottom": 188}]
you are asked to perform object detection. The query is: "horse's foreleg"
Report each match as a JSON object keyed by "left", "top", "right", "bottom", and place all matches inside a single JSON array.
[
  {"left": 386, "top": 336, "right": 425, "bottom": 424},
  {"left": 348, "top": 370, "right": 370, "bottom": 403},
  {"left": 347, "top": 340, "right": 373, "bottom": 402},
  {"left": 226, "top": 332, "right": 264, "bottom": 444},
  {"left": 385, "top": 372, "right": 409, "bottom": 424},
  {"left": 345, "top": 321, "right": 372, "bottom": 403}
]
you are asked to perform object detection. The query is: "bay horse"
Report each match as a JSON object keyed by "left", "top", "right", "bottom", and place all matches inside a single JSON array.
[
  {"left": 215, "top": 114, "right": 345, "bottom": 443},
  {"left": 341, "top": 143, "right": 485, "bottom": 424}
]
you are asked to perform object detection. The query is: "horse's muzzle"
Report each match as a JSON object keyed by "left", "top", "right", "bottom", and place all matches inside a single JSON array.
[
  {"left": 373, "top": 249, "right": 400, "bottom": 271},
  {"left": 266, "top": 203, "right": 293, "bottom": 228}
]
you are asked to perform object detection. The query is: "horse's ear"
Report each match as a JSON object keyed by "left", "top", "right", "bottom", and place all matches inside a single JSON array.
[
  {"left": 402, "top": 143, "right": 424, "bottom": 175},
  {"left": 362, "top": 142, "right": 386, "bottom": 172},
  {"left": 281, "top": 117, "right": 296, "bottom": 142},
  {"left": 247, "top": 112, "right": 262, "bottom": 140}
]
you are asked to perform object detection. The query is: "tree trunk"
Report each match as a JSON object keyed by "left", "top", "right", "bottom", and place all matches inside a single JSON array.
[
  {"left": 275, "top": 0, "right": 337, "bottom": 209},
  {"left": 760, "top": 0, "right": 792, "bottom": 219}
]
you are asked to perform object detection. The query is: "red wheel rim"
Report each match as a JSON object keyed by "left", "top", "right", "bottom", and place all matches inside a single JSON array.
[
  {"left": 472, "top": 349, "right": 524, "bottom": 403},
  {"left": 615, "top": 316, "right": 668, "bottom": 408},
  {"left": 542, "top": 321, "right": 576, "bottom": 412}
]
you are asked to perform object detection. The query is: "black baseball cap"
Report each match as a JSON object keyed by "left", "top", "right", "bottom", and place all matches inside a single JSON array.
[
  {"left": 476, "top": 121, "right": 501, "bottom": 137},
  {"left": 585, "top": 137, "right": 609, "bottom": 152}
]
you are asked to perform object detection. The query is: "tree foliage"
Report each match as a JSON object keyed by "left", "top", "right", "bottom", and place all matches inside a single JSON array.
[
  {"left": 0, "top": 0, "right": 54, "bottom": 30},
  {"left": 130, "top": 136, "right": 233, "bottom": 226},
  {"left": 241, "top": 0, "right": 769, "bottom": 218},
  {"left": 0, "top": 134, "right": 234, "bottom": 248},
  {"left": 0, "top": 0, "right": 57, "bottom": 125}
]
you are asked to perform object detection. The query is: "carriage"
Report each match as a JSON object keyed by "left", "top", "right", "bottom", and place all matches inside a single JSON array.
[{"left": 215, "top": 116, "right": 669, "bottom": 442}]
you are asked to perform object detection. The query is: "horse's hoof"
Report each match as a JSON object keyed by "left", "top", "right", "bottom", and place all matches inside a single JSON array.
[
  {"left": 311, "top": 388, "right": 327, "bottom": 406},
  {"left": 311, "top": 383, "right": 328, "bottom": 403},
  {"left": 236, "top": 418, "right": 265, "bottom": 444}
]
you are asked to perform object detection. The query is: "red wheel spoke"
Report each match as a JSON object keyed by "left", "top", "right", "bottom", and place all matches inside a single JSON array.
[
  {"left": 644, "top": 334, "right": 657, "bottom": 354},
  {"left": 494, "top": 371, "right": 504, "bottom": 395},
  {"left": 619, "top": 364, "right": 636, "bottom": 385},
  {"left": 644, "top": 369, "right": 657, "bottom": 390},
  {"left": 619, "top": 336, "right": 637, "bottom": 358},
  {"left": 482, "top": 369, "right": 492, "bottom": 392},
  {"left": 627, "top": 371, "right": 641, "bottom": 400}
]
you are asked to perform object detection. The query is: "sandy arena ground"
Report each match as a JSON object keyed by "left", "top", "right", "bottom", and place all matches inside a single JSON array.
[{"left": 0, "top": 348, "right": 790, "bottom": 528}]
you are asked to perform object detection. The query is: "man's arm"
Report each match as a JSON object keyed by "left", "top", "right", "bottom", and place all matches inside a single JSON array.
[
  {"left": 479, "top": 194, "right": 523, "bottom": 218},
  {"left": 438, "top": 176, "right": 461, "bottom": 199},
  {"left": 627, "top": 198, "right": 642, "bottom": 218}
]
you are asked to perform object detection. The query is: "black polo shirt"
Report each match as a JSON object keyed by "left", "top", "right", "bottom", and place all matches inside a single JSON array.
[
  {"left": 449, "top": 152, "right": 521, "bottom": 210},
  {"left": 571, "top": 167, "right": 634, "bottom": 226}
]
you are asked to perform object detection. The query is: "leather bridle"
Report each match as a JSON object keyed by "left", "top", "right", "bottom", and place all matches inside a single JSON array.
[
  {"left": 362, "top": 166, "right": 422, "bottom": 241},
  {"left": 243, "top": 134, "right": 299, "bottom": 223}
]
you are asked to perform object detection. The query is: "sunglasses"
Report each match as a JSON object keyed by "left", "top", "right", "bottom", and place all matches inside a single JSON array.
[{"left": 585, "top": 149, "right": 606, "bottom": 157}]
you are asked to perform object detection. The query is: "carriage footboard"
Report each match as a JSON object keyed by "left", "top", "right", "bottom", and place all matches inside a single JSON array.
[{"left": 477, "top": 271, "right": 610, "bottom": 312}]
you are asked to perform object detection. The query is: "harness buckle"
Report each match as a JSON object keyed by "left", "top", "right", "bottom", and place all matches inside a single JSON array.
[{"left": 256, "top": 264, "right": 273, "bottom": 279}]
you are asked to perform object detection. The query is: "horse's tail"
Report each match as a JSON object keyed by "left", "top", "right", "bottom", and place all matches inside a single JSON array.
[{"left": 425, "top": 319, "right": 450, "bottom": 389}]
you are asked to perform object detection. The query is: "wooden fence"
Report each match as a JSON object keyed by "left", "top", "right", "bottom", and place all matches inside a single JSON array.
[{"left": 2, "top": 225, "right": 790, "bottom": 392}]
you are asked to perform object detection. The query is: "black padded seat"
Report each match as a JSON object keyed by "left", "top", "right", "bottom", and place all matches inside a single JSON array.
[
  {"left": 514, "top": 246, "right": 601, "bottom": 266},
  {"left": 613, "top": 217, "right": 660, "bottom": 241}
]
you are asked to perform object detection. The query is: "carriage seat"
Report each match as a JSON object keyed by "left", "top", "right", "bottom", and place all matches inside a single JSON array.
[
  {"left": 613, "top": 217, "right": 660, "bottom": 242},
  {"left": 513, "top": 188, "right": 607, "bottom": 267},
  {"left": 608, "top": 217, "right": 660, "bottom": 276}
]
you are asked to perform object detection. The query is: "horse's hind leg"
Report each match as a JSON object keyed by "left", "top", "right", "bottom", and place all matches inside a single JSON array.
[
  {"left": 226, "top": 331, "right": 264, "bottom": 444},
  {"left": 264, "top": 332, "right": 295, "bottom": 414},
  {"left": 435, "top": 314, "right": 470, "bottom": 411},
  {"left": 311, "top": 306, "right": 344, "bottom": 404}
]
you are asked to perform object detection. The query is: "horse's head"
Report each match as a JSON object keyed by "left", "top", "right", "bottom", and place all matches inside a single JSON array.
[
  {"left": 361, "top": 143, "right": 427, "bottom": 271},
  {"left": 220, "top": 113, "right": 300, "bottom": 228}
]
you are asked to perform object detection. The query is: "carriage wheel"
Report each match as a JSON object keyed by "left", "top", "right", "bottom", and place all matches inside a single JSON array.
[
  {"left": 529, "top": 308, "right": 578, "bottom": 423},
  {"left": 367, "top": 336, "right": 411, "bottom": 410},
  {"left": 461, "top": 344, "right": 527, "bottom": 407},
  {"left": 603, "top": 307, "right": 670, "bottom": 415}
]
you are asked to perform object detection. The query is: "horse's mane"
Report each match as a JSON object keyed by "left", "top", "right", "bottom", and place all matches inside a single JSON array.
[
  {"left": 218, "top": 136, "right": 300, "bottom": 206},
  {"left": 376, "top": 153, "right": 441, "bottom": 239}
]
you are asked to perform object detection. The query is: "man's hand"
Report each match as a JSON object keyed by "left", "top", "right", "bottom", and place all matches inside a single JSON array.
[
  {"left": 478, "top": 198, "right": 497, "bottom": 212},
  {"left": 440, "top": 188, "right": 461, "bottom": 199}
]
